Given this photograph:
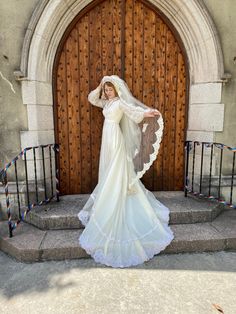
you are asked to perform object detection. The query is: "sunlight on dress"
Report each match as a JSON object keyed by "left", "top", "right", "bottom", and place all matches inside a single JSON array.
[{"left": 78, "top": 86, "right": 174, "bottom": 268}]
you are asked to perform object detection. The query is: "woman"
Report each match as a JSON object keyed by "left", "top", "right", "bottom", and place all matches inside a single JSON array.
[{"left": 78, "top": 75, "right": 174, "bottom": 268}]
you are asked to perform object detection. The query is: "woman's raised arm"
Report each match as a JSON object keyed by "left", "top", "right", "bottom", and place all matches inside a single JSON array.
[{"left": 88, "top": 83, "right": 106, "bottom": 108}]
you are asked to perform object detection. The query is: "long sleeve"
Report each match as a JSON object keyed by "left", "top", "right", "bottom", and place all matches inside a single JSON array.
[
  {"left": 119, "top": 99, "right": 149, "bottom": 123},
  {"left": 88, "top": 85, "right": 106, "bottom": 108}
]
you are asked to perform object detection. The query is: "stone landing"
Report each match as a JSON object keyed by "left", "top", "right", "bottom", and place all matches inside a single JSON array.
[{"left": 0, "top": 192, "right": 235, "bottom": 262}]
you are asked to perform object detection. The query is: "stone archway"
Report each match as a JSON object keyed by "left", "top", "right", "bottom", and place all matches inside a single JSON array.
[{"left": 19, "top": 0, "right": 225, "bottom": 184}]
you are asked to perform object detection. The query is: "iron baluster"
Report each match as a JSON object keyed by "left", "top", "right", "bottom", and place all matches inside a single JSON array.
[
  {"left": 199, "top": 142, "right": 204, "bottom": 195},
  {"left": 191, "top": 141, "right": 196, "bottom": 192},
  {"left": 218, "top": 147, "right": 223, "bottom": 200},
  {"left": 230, "top": 151, "right": 235, "bottom": 204},
  {"left": 208, "top": 144, "right": 214, "bottom": 197},
  {"left": 54, "top": 144, "right": 60, "bottom": 202},
  {"left": 24, "top": 150, "right": 30, "bottom": 210},
  {"left": 14, "top": 160, "right": 21, "bottom": 219},
  {"left": 185, "top": 141, "right": 190, "bottom": 197},
  {"left": 33, "top": 147, "right": 39, "bottom": 204},
  {"left": 49, "top": 145, "right": 53, "bottom": 198},
  {"left": 2, "top": 171, "right": 13, "bottom": 237},
  {"left": 41, "top": 146, "right": 47, "bottom": 200}
]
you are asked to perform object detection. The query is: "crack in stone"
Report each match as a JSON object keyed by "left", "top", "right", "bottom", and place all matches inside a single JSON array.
[
  {"left": 38, "top": 231, "right": 47, "bottom": 260},
  {"left": 0, "top": 71, "right": 16, "bottom": 94}
]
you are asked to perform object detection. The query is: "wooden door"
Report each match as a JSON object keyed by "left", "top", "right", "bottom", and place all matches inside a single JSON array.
[{"left": 53, "top": 0, "right": 188, "bottom": 195}]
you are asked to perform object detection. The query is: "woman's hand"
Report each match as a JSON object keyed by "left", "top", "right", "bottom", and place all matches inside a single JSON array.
[
  {"left": 144, "top": 109, "right": 160, "bottom": 118},
  {"left": 98, "top": 81, "right": 106, "bottom": 99}
]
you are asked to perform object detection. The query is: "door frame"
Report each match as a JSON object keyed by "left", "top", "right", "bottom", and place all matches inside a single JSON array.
[{"left": 18, "top": 0, "right": 224, "bottom": 185}]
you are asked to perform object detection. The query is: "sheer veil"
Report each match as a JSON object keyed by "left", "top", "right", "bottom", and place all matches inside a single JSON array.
[{"left": 101, "top": 75, "right": 164, "bottom": 191}]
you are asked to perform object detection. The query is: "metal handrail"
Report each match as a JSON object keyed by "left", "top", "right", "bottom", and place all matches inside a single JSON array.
[
  {"left": 184, "top": 141, "right": 236, "bottom": 208},
  {"left": 0, "top": 143, "right": 60, "bottom": 237}
]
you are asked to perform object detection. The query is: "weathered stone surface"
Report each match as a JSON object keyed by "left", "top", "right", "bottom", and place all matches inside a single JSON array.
[
  {"left": 165, "top": 223, "right": 226, "bottom": 254},
  {"left": 189, "top": 103, "right": 224, "bottom": 131},
  {"left": 40, "top": 229, "right": 89, "bottom": 261},
  {"left": 0, "top": 221, "right": 88, "bottom": 262},
  {"left": 25, "top": 194, "right": 89, "bottom": 229},
  {"left": 1, "top": 209, "right": 235, "bottom": 262},
  {"left": 0, "top": 221, "right": 46, "bottom": 262},
  {"left": 24, "top": 192, "right": 223, "bottom": 230},
  {"left": 210, "top": 209, "right": 236, "bottom": 250},
  {"left": 154, "top": 192, "right": 222, "bottom": 224},
  {"left": 190, "top": 83, "right": 222, "bottom": 104}
]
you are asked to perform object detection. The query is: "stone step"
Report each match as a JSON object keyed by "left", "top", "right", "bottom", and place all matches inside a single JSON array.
[
  {"left": 24, "top": 192, "right": 223, "bottom": 230},
  {"left": 0, "top": 209, "right": 235, "bottom": 263}
]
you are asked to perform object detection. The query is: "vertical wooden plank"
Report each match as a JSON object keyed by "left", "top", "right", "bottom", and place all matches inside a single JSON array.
[
  {"left": 89, "top": 4, "right": 103, "bottom": 190},
  {"left": 112, "top": 0, "right": 122, "bottom": 76},
  {"left": 133, "top": 0, "right": 143, "bottom": 103},
  {"left": 162, "top": 29, "right": 170, "bottom": 191},
  {"left": 163, "top": 30, "right": 178, "bottom": 190},
  {"left": 153, "top": 17, "right": 166, "bottom": 190},
  {"left": 132, "top": 0, "right": 144, "bottom": 177},
  {"left": 142, "top": 5, "right": 156, "bottom": 190},
  {"left": 124, "top": 0, "right": 133, "bottom": 88},
  {"left": 78, "top": 14, "right": 91, "bottom": 193},
  {"left": 56, "top": 48, "right": 69, "bottom": 195},
  {"left": 66, "top": 27, "right": 81, "bottom": 194},
  {"left": 101, "top": 0, "right": 113, "bottom": 76},
  {"left": 175, "top": 50, "right": 186, "bottom": 190}
]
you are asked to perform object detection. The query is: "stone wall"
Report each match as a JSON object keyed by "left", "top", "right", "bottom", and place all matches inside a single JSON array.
[
  {"left": 0, "top": 0, "right": 40, "bottom": 170},
  {"left": 0, "top": 0, "right": 235, "bottom": 172},
  {"left": 203, "top": 0, "right": 236, "bottom": 148}
]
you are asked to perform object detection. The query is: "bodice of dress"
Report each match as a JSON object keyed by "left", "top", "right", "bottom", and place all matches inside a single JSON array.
[
  {"left": 102, "top": 98, "right": 124, "bottom": 124},
  {"left": 88, "top": 86, "right": 147, "bottom": 124}
]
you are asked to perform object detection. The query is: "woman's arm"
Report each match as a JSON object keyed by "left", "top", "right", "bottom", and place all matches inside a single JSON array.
[
  {"left": 143, "top": 109, "right": 160, "bottom": 118},
  {"left": 119, "top": 99, "right": 160, "bottom": 123},
  {"left": 88, "top": 83, "right": 106, "bottom": 108}
]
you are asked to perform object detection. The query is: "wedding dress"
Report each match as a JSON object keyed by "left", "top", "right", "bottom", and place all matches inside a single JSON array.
[{"left": 78, "top": 76, "right": 174, "bottom": 268}]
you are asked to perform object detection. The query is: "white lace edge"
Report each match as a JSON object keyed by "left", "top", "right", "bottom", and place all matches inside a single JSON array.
[
  {"left": 78, "top": 224, "right": 174, "bottom": 268},
  {"left": 78, "top": 210, "right": 91, "bottom": 226},
  {"left": 130, "top": 115, "right": 164, "bottom": 188}
]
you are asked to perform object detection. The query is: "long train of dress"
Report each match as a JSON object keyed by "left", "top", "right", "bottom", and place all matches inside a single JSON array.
[{"left": 78, "top": 92, "right": 174, "bottom": 268}]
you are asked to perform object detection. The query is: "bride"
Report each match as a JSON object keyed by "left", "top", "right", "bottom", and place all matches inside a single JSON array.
[{"left": 78, "top": 75, "right": 174, "bottom": 268}]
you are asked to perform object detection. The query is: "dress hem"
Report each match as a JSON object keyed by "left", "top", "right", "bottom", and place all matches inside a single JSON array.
[
  {"left": 78, "top": 230, "right": 174, "bottom": 268},
  {"left": 78, "top": 210, "right": 174, "bottom": 268}
]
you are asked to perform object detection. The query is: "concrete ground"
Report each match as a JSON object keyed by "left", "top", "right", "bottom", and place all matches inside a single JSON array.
[{"left": 0, "top": 251, "right": 236, "bottom": 314}]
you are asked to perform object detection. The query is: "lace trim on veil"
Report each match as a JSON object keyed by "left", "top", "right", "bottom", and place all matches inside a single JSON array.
[{"left": 130, "top": 115, "right": 164, "bottom": 188}]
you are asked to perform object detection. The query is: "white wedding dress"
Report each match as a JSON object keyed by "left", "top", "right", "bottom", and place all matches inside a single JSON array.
[{"left": 78, "top": 87, "right": 174, "bottom": 268}]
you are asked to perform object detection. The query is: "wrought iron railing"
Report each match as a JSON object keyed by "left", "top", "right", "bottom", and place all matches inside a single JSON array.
[
  {"left": 0, "top": 144, "right": 60, "bottom": 237},
  {"left": 185, "top": 141, "right": 236, "bottom": 208}
]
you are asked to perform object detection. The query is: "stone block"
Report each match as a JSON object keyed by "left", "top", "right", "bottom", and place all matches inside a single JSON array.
[
  {"left": 21, "top": 80, "right": 53, "bottom": 105},
  {"left": 164, "top": 223, "right": 225, "bottom": 254},
  {"left": 186, "top": 131, "right": 214, "bottom": 143},
  {"left": 40, "top": 229, "right": 89, "bottom": 260},
  {"left": 27, "top": 34, "right": 50, "bottom": 82},
  {"left": 25, "top": 195, "right": 90, "bottom": 230},
  {"left": 20, "top": 130, "right": 55, "bottom": 150},
  {"left": 27, "top": 105, "right": 54, "bottom": 131},
  {"left": 0, "top": 221, "right": 46, "bottom": 262},
  {"left": 190, "top": 83, "right": 222, "bottom": 104},
  {"left": 188, "top": 103, "right": 224, "bottom": 131}
]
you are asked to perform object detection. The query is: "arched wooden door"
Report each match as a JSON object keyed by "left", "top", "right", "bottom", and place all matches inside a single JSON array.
[{"left": 53, "top": 0, "right": 188, "bottom": 195}]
